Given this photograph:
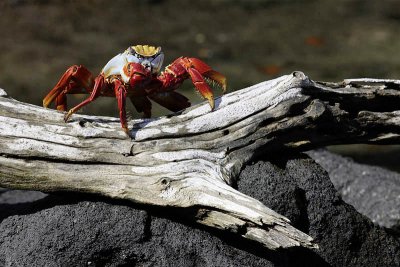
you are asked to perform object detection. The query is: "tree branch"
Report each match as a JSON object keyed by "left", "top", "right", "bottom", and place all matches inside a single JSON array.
[{"left": 1, "top": 72, "right": 400, "bottom": 250}]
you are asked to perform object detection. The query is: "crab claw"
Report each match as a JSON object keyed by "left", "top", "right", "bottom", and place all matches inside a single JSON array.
[
  {"left": 188, "top": 58, "right": 227, "bottom": 93},
  {"left": 168, "top": 57, "right": 227, "bottom": 110},
  {"left": 186, "top": 58, "right": 226, "bottom": 109},
  {"left": 122, "top": 62, "right": 151, "bottom": 88}
]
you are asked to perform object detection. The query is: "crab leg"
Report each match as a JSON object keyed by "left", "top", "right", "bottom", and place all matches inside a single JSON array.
[
  {"left": 55, "top": 94, "right": 67, "bottom": 111},
  {"left": 129, "top": 96, "right": 152, "bottom": 118},
  {"left": 113, "top": 79, "right": 130, "bottom": 136},
  {"left": 187, "top": 67, "right": 216, "bottom": 110},
  {"left": 64, "top": 75, "right": 105, "bottom": 122},
  {"left": 202, "top": 70, "right": 227, "bottom": 94},
  {"left": 149, "top": 91, "right": 191, "bottom": 113},
  {"left": 43, "top": 65, "right": 94, "bottom": 110},
  {"left": 55, "top": 81, "right": 83, "bottom": 111}
]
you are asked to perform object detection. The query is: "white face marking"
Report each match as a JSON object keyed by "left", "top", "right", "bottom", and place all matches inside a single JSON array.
[
  {"left": 125, "top": 48, "right": 164, "bottom": 74},
  {"left": 101, "top": 48, "right": 164, "bottom": 81},
  {"left": 101, "top": 53, "right": 126, "bottom": 78},
  {"left": 126, "top": 54, "right": 140, "bottom": 63}
]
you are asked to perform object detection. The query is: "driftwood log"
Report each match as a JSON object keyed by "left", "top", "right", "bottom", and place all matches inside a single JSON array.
[{"left": 1, "top": 71, "right": 399, "bottom": 251}]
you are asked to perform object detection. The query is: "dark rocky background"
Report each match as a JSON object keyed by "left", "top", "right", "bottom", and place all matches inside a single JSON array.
[{"left": 1, "top": 150, "right": 399, "bottom": 266}]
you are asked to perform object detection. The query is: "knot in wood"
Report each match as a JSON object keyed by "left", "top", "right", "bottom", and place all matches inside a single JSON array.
[
  {"left": 292, "top": 71, "right": 306, "bottom": 80},
  {"left": 160, "top": 178, "right": 171, "bottom": 187}
]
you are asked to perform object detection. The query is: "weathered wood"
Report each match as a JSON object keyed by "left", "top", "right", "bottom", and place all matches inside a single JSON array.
[{"left": 1, "top": 71, "right": 400, "bottom": 250}]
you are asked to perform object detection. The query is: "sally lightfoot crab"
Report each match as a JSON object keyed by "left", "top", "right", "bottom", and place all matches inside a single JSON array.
[{"left": 43, "top": 45, "right": 227, "bottom": 136}]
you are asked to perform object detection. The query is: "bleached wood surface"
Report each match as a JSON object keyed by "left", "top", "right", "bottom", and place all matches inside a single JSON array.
[{"left": 1, "top": 71, "right": 400, "bottom": 250}]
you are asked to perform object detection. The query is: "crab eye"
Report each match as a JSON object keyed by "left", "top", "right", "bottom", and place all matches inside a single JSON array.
[
  {"left": 150, "top": 52, "right": 164, "bottom": 73},
  {"left": 126, "top": 54, "right": 140, "bottom": 63}
]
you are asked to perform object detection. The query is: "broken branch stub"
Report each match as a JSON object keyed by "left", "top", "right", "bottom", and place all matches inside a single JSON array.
[{"left": 1, "top": 71, "right": 400, "bottom": 250}]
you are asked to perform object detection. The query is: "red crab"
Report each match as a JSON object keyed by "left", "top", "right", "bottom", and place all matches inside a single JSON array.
[{"left": 43, "top": 45, "right": 226, "bottom": 136}]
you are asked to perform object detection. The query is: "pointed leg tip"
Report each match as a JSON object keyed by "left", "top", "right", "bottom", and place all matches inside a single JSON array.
[
  {"left": 222, "top": 83, "right": 227, "bottom": 94},
  {"left": 208, "top": 97, "right": 215, "bottom": 111},
  {"left": 43, "top": 99, "right": 50, "bottom": 108},
  {"left": 64, "top": 110, "right": 72, "bottom": 122},
  {"left": 122, "top": 127, "right": 133, "bottom": 138}
]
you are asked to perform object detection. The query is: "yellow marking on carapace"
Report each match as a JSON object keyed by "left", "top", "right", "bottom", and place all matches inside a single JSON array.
[{"left": 131, "top": 45, "right": 161, "bottom": 57}]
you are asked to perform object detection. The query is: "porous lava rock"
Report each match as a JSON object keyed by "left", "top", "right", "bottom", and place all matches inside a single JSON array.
[{"left": 0, "top": 152, "right": 399, "bottom": 266}]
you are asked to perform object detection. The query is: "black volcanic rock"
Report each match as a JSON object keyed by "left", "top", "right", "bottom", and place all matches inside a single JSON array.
[
  {"left": 0, "top": 152, "right": 399, "bottom": 266},
  {"left": 308, "top": 149, "right": 400, "bottom": 230},
  {"left": 0, "top": 194, "right": 300, "bottom": 267},
  {"left": 239, "top": 154, "right": 400, "bottom": 266}
]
